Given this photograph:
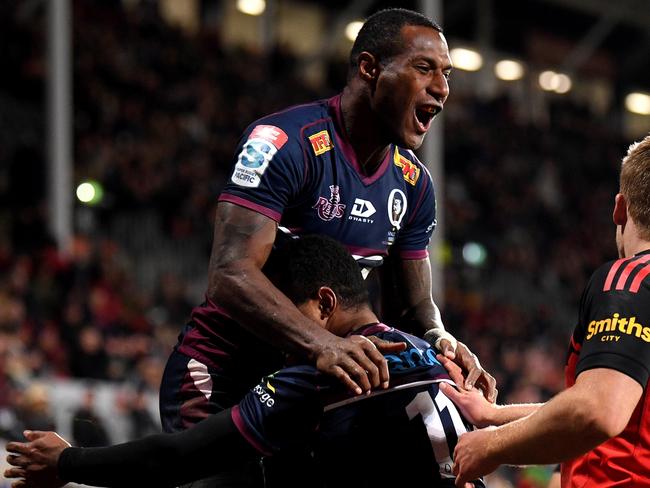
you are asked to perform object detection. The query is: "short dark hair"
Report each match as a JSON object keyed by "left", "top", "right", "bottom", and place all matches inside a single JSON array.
[
  {"left": 266, "top": 235, "right": 369, "bottom": 309},
  {"left": 349, "top": 8, "right": 442, "bottom": 72}
]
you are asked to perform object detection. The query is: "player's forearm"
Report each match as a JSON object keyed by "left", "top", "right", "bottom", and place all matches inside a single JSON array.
[
  {"left": 209, "top": 259, "right": 331, "bottom": 357},
  {"left": 486, "top": 389, "right": 609, "bottom": 465},
  {"left": 58, "top": 410, "right": 255, "bottom": 487},
  {"left": 487, "top": 403, "right": 542, "bottom": 426}
]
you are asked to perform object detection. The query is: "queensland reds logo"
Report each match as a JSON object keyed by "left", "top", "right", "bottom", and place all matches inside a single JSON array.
[
  {"left": 313, "top": 185, "right": 346, "bottom": 221},
  {"left": 387, "top": 189, "right": 408, "bottom": 230}
]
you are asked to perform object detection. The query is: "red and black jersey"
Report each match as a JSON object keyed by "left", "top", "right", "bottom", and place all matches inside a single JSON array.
[{"left": 562, "top": 249, "right": 650, "bottom": 487}]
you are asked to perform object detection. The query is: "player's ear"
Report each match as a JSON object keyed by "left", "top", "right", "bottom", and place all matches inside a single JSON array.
[
  {"left": 317, "top": 286, "right": 337, "bottom": 320},
  {"left": 613, "top": 193, "right": 628, "bottom": 226},
  {"left": 358, "top": 52, "right": 380, "bottom": 85}
]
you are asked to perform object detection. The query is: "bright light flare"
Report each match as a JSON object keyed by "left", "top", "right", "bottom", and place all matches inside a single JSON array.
[
  {"left": 495, "top": 59, "right": 524, "bottom": 81},
  {"left": 236, "top": 0, "right": 266, "bottom": 16},
  {"left": 625, "top": 92, "right": 650, "bottom": 115},
  {"left": 450, "top": 48, "right": 483, "bottom": 72},
  {"left": 76, "top": 181, "right": 103, "bottom": 205},
  {"left": 539, "top": 70, "right": 572, "bottom": 94},
  {"left": 345, "top": 21, "right": 364, "bottom": 42}
]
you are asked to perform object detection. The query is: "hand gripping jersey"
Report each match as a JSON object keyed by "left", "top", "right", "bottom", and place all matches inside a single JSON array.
[
  {"left": 178, "top": 94, "right": 437, "bottom": 390},
  {"left": 232, "top": 325, "right": 484, "bottom": 488},
  {"left": 563, "top": 250, "right": 650, "bottom": 487}
]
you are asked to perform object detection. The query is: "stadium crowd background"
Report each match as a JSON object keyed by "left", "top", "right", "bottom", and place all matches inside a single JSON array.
[{"left": 2, "top": 0, "right": 649, "bottom": 486}]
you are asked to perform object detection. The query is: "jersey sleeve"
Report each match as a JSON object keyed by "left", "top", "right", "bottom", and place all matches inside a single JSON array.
[
  {"left": 218, "top": 123, "right": 306, "bottom": 222},
  {"left": 575, "top": 257, "right": 650, "bottom": 387},
  {"left": 231, "top": 366, "right": 325, "bottom": 455},
  {"left": 392, "top": 165, "right": 436, "bottom": 260}
]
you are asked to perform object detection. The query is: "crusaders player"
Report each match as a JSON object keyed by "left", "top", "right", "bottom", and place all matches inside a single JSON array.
[
  {"left": 440, "top": 135, "right": 650, "bottom": 487},
  {"left": 6, "top": 236, "right": 484, "bottom": 488}
]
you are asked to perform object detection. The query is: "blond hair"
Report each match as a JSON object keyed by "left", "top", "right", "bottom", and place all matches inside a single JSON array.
[{"left": 621, "top": 135, "right": 650, "bottom": 240}]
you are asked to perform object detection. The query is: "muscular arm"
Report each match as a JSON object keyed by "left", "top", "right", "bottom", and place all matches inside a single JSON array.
[
  {"left": 453, "top": 368, "right": 643, "bottom": 485},
  {"left": 208, "top": 203, "right": 388, "bottom": 394},
  {"left": 393, "top": 258, "right": 497, "bottom": 400}
]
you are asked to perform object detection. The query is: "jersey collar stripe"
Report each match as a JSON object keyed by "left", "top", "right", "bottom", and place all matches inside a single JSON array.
[
  {"left": 629, "top": 263, "right": 650, "bottom": 293},
  {"left": 615, "top": 254, "right": 650, "bottom": 291},
  {"left": 323, "top": 378, "right": 455, "bottom": 412},
  {"left": 603, "top": 257, "right": 631, "bottom": 291}
]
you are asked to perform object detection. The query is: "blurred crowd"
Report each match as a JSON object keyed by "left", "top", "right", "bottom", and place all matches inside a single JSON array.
[{"left": 0, "top": 1, "right": 629, "bottom": 483}]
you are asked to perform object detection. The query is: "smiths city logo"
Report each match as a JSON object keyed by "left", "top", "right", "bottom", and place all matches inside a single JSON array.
[
  {"left": 586, "top": 313, "right": 650, "bottom": 343},
  {"left": 232, "top": 125, "right": 288, "bottom": 188},
  {"left": 393, "top": 148, "right": 420, "bottom": 186},
  {"left": 309, "top": 130, "right": 333, "bottom": 156},
  {"left": 313, "top": 185, "right": 346, "bottom": 221}
]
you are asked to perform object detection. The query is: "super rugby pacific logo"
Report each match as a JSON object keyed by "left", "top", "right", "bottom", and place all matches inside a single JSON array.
[{"left": 313, "top": 185, "right": 346, "bottom": 221}]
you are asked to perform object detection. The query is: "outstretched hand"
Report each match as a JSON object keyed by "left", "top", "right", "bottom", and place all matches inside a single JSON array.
[
  {"left": 5, "top": 430, "right": 70, "bottom": 488},
  {"left": 436, "top": 340, "right": 497, "bottom": 403},
  {"left": 314, "top": 334, "right": 406, "bottom": 395}
]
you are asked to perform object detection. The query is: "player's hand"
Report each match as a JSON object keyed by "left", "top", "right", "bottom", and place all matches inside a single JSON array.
[
  {"left": 5, "top": 430, "right": 70, "bottom": 488},
  {"left": 314, "top": 334, "right": 392, "bottom": 395},
  {"left": 438, "top": 378, "right": 497, "bottom": 428},
  {"left": 366, "top": 335, "right": 408, "bottom": 354},
  {"left": 452, "top": 342, "right": 497, "bottom": 403},
  {"left": 453, "top": 427, "right": 500, "bottom": 487}
]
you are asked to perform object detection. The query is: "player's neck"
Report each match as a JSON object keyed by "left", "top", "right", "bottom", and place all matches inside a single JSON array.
[
  {"left": 328, "top": 305, "right": 379, "bottom": 336},
  {"left": 339, "top": 88, "right": 391, "bottom": 175},
  {"left": 621, "top": 220, "right": 650, "bottom": 257}
]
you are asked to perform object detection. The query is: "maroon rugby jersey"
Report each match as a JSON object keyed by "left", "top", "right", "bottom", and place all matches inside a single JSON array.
[{"left": 178, "top": 95, "right": 437, "bottom": 392}]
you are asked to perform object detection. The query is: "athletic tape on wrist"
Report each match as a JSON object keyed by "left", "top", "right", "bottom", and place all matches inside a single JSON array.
[{"left": 423, "top": 329, "right": 458, "bottom": 352}]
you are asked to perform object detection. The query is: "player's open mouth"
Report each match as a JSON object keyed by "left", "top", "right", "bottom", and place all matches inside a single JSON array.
[{"left": 414, "top": 105, "right": 439, "bottom": 133}]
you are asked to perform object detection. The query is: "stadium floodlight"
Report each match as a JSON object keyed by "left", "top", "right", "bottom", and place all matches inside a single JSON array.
[
  {"left": 554, "top": 73, "right": 572, "bottom": 94},
  {"left": 76, "top": 180, "right": 103, "bottom": 206},
  {"left": 236, "top": 0, "right": 266, "bottom": 16},
  {"left": 345, "top": 21, "right": 364, "bottom": 42},
  {"left": 625, "top": 92, "right": 650, "bottom": 115},
  {"left": 494, "top": 59, "right": 524, "bottom": 81},
  {"left": 450, "top": 48, "right": 483, "bottom": 72},
  {"left": 539, "top": 70, "right": 572, "bottom": 93}
]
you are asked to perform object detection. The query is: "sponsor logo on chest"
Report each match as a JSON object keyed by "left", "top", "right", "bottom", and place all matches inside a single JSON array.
[
  {"left": 393, "top": 148, "right": 420, "bottom": 186},
  {"left": 349, "top": 198, "right": 376, "bottom": 224},
  {"left": 308, "top": 130, "right": 333, "bottom": 156}
]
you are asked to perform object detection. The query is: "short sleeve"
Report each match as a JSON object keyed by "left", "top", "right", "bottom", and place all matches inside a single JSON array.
[
  {"left": 575, "top": 257, "right": 650, "bottom": 387},
  {"left": 392, "top": 168, "right": 436, "bottom": 260},
  {"left": 231, "top": 366, "right": 325, "bottom": 455},
  {"left": 219, "top": 123, "right": 306, "bottom": 222}
]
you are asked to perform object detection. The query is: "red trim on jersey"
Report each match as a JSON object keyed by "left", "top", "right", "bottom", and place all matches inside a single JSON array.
[
  {"left": 231, "top": 405, "right": 273, "bottom": 456},
  {"left": 630, "top": 263, "right": 650, "bottom": 293},
  {"left": 218, "top": 194, "right": 282, "bottom": 223},
  {"left": 345, "top": 245, "right": 388, "bottom": 256},
  {"left": 615, "top": 254, "right": 650, "bottom": 290},
  {"left": 603, "top": 257, "right": 629, "bottom": 291},
  {"left": 398, "top": 249, "right": 429, "bottom": 260}
]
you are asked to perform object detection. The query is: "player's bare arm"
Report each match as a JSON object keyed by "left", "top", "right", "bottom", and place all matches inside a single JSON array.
[
  {"left": 452, "top": 367, "right": 643, "bottom": 486},
  {"left": 208, "top": 202, "right": 390, "bottom": 394},
  {"left": 397, "top": 257, "right": 497, "bottom": 401}
]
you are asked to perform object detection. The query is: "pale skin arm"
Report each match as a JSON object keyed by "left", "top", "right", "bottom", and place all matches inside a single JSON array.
[
  {"left": 208, "top": 203, "right": 390, "bottom": 394},
  {"left": 397, "top": 258, "right": 497, "bottom": 401},
  {"left": 453, "top": 368, "right": 644, "bottom": 486}
]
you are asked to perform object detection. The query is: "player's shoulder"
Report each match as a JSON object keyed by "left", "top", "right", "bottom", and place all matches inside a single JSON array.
[
  {"left": 587, "top": 251, "right": 650, "bottom": 298},
  {"left": 246, "top": 98, "right": 330, "bottom": 141},
  {"left": 390, "top": 146, "right": 433, "bottom": 189}
]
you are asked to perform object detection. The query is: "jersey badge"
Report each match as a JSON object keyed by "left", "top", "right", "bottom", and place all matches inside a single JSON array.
[
  {"left": 349, "top": 198, "right": 376, "bottom": 224},
  {"left": 308, "top": 130, "right": 333, "bottom": 156},
  {"left": 313, "top": 185, "right": 346, "bottom": 221},
  {"left": 388, "top": 189, "right": 408, "bottom": 230},
  {"left": 232, "top": 125, "right": 288, "bottom": 188},
  {"left": 393, "top": 148, "right": 420, "bottom": 186}
]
